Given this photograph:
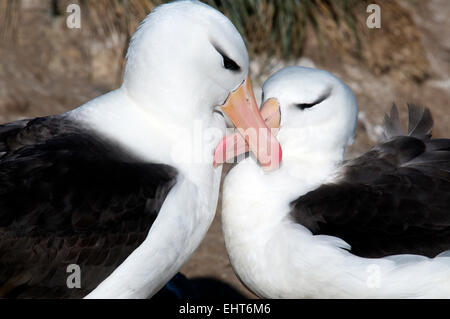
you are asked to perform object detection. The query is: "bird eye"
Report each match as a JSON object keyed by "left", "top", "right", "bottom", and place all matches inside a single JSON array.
[
  {"left": 295, "top": 102, "right": 317, "bottom": 110},
  {"left": 212, "top": 43, "right": 241, "bottom": 72},
  {"left": 222, "top": 54, "right": 240, "bottom": 71},
  {"left": 294, "top": 89, "right": 331, "bottom": 110}
]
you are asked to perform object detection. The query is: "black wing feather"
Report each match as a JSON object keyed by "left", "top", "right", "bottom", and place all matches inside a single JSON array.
[
  {"left": 290, "top": 105, "right": 450, "bottom": 258},
  {"left": 408, "top": 104, "right": 433, "bottom": 139},
  {"left": 0, "top": 115, "right": 177, "bottom": 298},
  {"left": 383, "top": 104, "right": 404, "bottom": 140}
]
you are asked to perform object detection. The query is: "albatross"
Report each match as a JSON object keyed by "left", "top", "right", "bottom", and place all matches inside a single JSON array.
[
  {"left": 215, "top": 66, "right": 450, "bottom": 298},
  {"left": 0, "top": 1, "right": 280, "bottom": 299}
]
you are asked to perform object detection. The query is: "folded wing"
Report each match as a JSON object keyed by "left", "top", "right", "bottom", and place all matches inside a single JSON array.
[
  {"left": 0, "top": 116, "right": 177, "bottom": 298},
  {"left": 290, "top": 105, "right": 450, "bottom": 258}
]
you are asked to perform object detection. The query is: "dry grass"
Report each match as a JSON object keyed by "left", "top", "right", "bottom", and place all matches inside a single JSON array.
[
  {"left": 1, "top": 0, "right": 368, "bottom": 58},
  {"left": 0, "top": 0, "right": 21, "bottom": 41},
  {"left": 64, "top": 0, "right": 364, "bottom": 59},
  {"left": 1, "top": 0, "right": 429, "bottom": 83}
]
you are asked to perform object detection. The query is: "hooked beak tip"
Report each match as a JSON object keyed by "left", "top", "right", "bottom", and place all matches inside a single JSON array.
[{"left": 214, "top": 76, "right": 282, "bottom": 170}]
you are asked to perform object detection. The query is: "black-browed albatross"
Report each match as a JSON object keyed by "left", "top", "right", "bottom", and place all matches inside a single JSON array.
[
  {"left": 0, "top": 1, "right": 280, "bottom": 299},
  {"left": 215, "top": 66, "right": 450, "bottom": 298}
]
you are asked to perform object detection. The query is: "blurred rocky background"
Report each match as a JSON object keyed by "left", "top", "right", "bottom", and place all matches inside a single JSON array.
[{"left": 0, "top": 0, "right": 449, "bottom": 298}]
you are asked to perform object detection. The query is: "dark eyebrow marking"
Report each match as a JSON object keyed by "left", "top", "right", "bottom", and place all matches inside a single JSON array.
[
  {"left": 212, "top": 43, "right": 241, "bottom": 72},
  {"left": 295, "top": 88, "right": 332, "bottom": 110}
]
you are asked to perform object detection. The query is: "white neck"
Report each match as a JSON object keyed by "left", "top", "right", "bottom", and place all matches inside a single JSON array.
[
  {"left": 222, "top": 134, "right": 450, "bottom": 298},
  {"left": 69, "top": 88, "right": 225, "bottom": 298},
  {"left": 86, "top": 171, "right": 222, "bottom": 298},
  {"left": 71, "top": 87, "right": 225, "bottom": 173}
]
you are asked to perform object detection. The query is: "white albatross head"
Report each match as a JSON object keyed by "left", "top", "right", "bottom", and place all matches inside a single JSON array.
[
  {"left": 261, "top": 66, "right": 358, "bottom": 158},
  {"left": 122, "top": 0, "right": 281, "bottom": 169},
  {"left": 214, "top": 66, "right": 358, "bottom": 166}
]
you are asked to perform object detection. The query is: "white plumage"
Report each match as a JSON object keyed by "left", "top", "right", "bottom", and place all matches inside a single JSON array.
[
  {"left": 221, "top": 66, "right": 450, "bottom": 298},
  {"left": 51, "top": 0, "right": 250, "bottom": 298}
]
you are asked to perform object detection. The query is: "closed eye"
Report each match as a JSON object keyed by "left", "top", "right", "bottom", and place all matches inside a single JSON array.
[
  {"left": 223, "top": 54, "right": 240, "bottom": 71},
  {"left": 296, "top": 102, "right": 318, "bottom": 110},
  {"left": 295, "top": 88, "right": 332, "bottom": 110},
  {"left": 212, "top": 43, "right": 241, "bottom": 72}
]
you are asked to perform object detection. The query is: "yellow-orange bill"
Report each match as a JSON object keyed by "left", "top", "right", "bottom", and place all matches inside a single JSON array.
[{"left": 214, "top": 97, "right": 281, "bottom": 170}]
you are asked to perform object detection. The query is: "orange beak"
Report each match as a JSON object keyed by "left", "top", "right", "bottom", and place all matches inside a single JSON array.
[{"left": 213, "top": 92, "right": 282, "bottom": 170}]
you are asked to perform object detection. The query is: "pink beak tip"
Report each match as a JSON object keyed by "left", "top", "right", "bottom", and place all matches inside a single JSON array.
[{"left": 261, "top": 143, "right": 283, "bottom": 171}]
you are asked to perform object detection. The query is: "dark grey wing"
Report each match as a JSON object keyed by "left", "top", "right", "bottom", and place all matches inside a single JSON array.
[
  {"left": 0, "top": 116, "right": 178, "bottom": 298},
  {"left": 0, "top": 118, "right": 31, "bottom": 156},
  {"left": 290, "top": 105, "right": 450, "bottom": 258}
]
